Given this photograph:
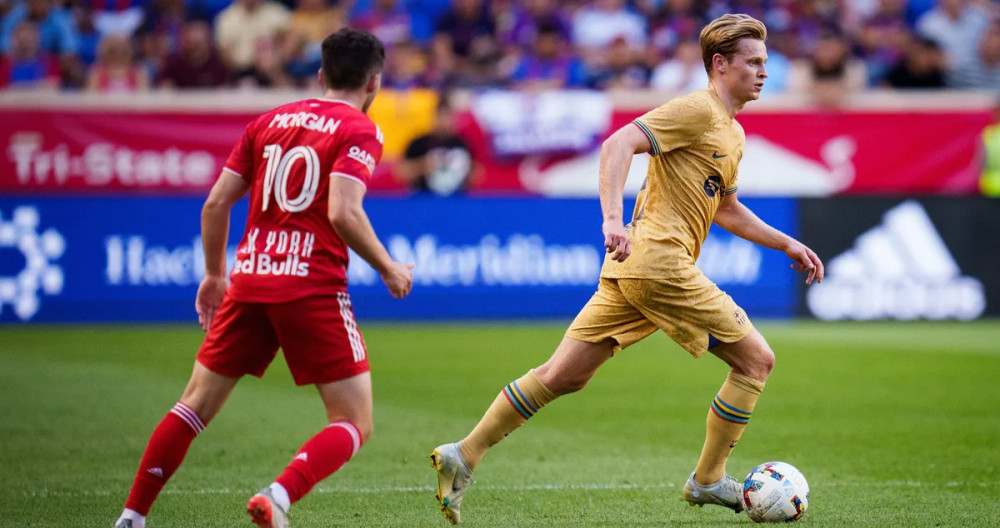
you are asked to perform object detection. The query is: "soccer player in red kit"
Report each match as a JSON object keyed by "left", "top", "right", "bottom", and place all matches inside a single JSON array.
[{"left": 113, "top": 28, "right": 412, "bottom": 528}]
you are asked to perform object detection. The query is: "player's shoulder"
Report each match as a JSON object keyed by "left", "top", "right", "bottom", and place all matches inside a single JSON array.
[
  {"left": 665, "top": 90, "right": 714, "bottom": 117},
  {"left": 336, "top": 106, "right": 383, "bottom": 144},
  {"left": 642, "top": 90, "right": 713, "bottom": 122}
]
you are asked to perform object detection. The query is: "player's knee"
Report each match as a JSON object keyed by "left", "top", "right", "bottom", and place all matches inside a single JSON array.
[
  {"left": 751, "top": 348, "right": 775, "bottom": 380},
  {"left": 357, "top": 421, "right": 373, "bottom": 443},
  {"left": 550, "top": 373, "right": 590, "bottom": 395}
]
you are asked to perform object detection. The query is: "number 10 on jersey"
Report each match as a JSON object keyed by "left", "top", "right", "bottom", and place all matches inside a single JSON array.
[{"left": 261, "top": 144, "right": 321, "bottom": 213}]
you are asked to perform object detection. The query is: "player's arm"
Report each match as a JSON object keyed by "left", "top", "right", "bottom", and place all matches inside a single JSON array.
[
  {"left": 599, "top": 123, "right": 652, "bottom": 262},
  {"left": 714, "top": 192, "right": 824, "bottom": 284},
  {"left": 197, "top": 170, "right": 250, "bottom": 331},
  {"left": 328, "top": 176, "right": 413, "bottom": 298}
]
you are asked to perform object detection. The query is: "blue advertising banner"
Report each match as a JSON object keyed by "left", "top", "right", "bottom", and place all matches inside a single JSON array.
[{"left": 0, "top": 197, "right": 797, "bottom": 323}]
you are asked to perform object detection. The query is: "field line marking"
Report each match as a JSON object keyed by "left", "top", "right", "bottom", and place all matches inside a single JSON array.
[{"left": 21, "top": 480, "right": 992, "bottom": 498}]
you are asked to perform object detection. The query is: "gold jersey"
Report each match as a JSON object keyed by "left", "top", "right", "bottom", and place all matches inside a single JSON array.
[{"left": 602, "top": 89, "right": 745, "bottom": 280}]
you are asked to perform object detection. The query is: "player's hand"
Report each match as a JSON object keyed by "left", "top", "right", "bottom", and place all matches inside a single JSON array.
[
  {"left": 603, "top": 220, "right": 632, "bottom": 262},
  {"left": 784, "top": 240, "right": 824, "bottom": 285},
  {"left": 381, "top": 261, "right": 414, "bottom": 299},
  {"left": 195, "top": 274, "right": 228, "bottom": 332}
]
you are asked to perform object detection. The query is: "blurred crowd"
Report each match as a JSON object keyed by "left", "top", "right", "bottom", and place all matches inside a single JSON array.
[{"left": 2, "top": 0, "right": 999, "bottom": 97}]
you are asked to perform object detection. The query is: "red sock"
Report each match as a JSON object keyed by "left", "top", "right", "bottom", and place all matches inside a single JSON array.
[
  {"left": 275, "top": 421, "right": 362, "bottom": 504},
  {"left": 124, "top": 402, "right": 206, "bottom": 515}
]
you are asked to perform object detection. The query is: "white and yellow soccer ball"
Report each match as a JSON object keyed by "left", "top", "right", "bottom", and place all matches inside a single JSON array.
[{"left": 742, "top": 461, "right": 810, "bottom": 523}]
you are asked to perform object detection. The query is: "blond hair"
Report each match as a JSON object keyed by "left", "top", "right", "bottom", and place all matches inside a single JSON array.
[{"left": 699, "top": 14, "right": 767, "bottom": 74}]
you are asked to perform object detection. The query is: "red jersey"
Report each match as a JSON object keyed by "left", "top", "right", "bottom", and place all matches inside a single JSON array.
[{"left": 223, "top": 98, "right": 384, "bottom": 303}]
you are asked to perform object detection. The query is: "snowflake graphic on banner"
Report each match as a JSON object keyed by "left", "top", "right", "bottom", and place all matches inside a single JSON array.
[{"left": 0, "top": 206, "right": 65, "bottom": 321}]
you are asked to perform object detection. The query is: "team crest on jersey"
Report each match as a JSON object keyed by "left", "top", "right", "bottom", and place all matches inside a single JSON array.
[
  {"left": 347, "top": 145, "right": 376, "bottom": 175},
  {"left": 704, "top": 175, "right": 722, "bottom": 197}
]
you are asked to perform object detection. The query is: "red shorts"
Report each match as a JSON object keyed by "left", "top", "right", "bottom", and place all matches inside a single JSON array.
[{"left": 196, "top": 291, "right": 369, "bottom": 386}]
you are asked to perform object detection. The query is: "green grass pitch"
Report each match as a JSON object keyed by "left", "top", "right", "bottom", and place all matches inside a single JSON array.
[{"left": 2, "top": 321, "right": 999, "bottom": 527}]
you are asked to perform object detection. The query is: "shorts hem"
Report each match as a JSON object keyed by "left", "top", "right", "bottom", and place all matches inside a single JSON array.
[
  {"left": 685, "top": 321, "right": 755, "bottom": 359},
  {"left": 290, "top": 362, "right": 370, "bottom": 386},
  {"left": 564, "top": 331, "right": 623, "bottom": 355}
]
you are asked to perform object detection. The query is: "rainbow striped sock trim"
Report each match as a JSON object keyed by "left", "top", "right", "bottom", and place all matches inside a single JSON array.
[
  {"left": 710, "top": 394, "right": 751, "bottom": 424},
  {"left": 502, "top": 381, "right": 537, "bottom": 420}
]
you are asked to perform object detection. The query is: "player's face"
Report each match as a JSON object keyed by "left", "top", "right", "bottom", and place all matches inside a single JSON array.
[{"left": 725, "top": 38, "right": 768, "bottom": 103}]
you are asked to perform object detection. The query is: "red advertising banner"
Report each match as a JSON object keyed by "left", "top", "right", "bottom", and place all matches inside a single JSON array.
[
  {"left": 3, "top": 111, "right": 250, "bottom": 194},
  {"left": 461, "top": 109, "right": 992, "bottom": 196},
  {"left": 0, "top": 109, "right": 419, "bottom": 194},
  {"left": 1, "top": 104, "right": 990, "bottom": 196}
]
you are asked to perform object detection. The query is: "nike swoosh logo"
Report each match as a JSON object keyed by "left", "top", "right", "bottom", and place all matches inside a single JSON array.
[{"left": 712, "top": 152, "right": 728, "bottom": 159}]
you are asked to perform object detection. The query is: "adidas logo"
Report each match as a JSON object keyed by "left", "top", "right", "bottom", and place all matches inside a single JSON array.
[
  {"left": 806, "top": 200, "right": 986, "bottom": 320},
  {"left": 294, "top": 452, "right": 308, "bottom": 463},
  {"left": 147, "top": 467, "right": 164, "bottom": 478}
]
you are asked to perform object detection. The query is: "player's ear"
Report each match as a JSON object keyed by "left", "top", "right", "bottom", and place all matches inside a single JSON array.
[
  {"left": 713, "top": 53, "right": 727, "bottom": 74},
  {"left": 367, "top": 72, "right": 381, "bottom": 95},
  {"left": 317, "top": 69, "right": 325, "bottom": 90}
]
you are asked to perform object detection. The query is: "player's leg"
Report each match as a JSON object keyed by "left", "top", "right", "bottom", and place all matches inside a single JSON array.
[
  {"left": 456, "top": 335, "right": 614, "bottom": 469},
  {"left": 431, "top": 278, "right": 654, "bottom": 524},
  {"left": 247, "top": 293, "right": 370, "bottom": 528},
  {"left": 114, "top": 363, "right": 240, "bottom": 528},
  {"left": 694, "top": 328, "right": 773, "bottom": 484},
  {"left": 114, "top": 297, "right": 279, "bottom": 528},
  {"left": 681, "top": 329, "right": 771, "bottom": 512},
  {"left": 249, "top": 373, "right": 372, "bottom": 528},
  {"left": 429, "top": 336, "right": 613, "bottom": 524},
  {"left": 616, "top": 276, "right": 759, "bottom": 512}
]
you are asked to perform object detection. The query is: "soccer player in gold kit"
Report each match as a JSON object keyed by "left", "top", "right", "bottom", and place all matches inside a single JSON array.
[{"left": 430, "top": 14, "right": 825, "bottom": 524}]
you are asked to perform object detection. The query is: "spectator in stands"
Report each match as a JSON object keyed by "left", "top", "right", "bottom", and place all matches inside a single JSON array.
[
  {"left": 0, "top": 20, "right": 60, "bottom": 88},
  {"left": 214, "top": 0, "right": 290, "bottom": 87},
  {"left": 645, "top": 0, "right": 702, "bottom": 60},
  {"left": 786, "top": 0, "right": 841, "bottom": 57},
  {"left": 572, "top": 0, "right": 646, "bottom": 66},
  {"left": 585, "top": 36, "right": 650, "bottom": 91},
  {"left": 499, "top": 0, "right": 571, "bottom": 51},
  {"left": 1, "top": 0, "right": 80, "bottom": 85},
  {"left": 72, "top": 2, "right": 101, "bottom": 66},
  {"left": 280, "top": 0, "right": 344, "bottom": 85},
  {"left": 397, "top": 94, "right": 478, "bottom": 196},
  {"left": 136, "top": 0, "right": 187, "bottom": 79},
  {"left": 381, "top": 38, "right": 429, "bottom": 89},
  {"left": 882, "top": 35, "right": 946, "bottom": 89},
  {"left": 788, "top": 29, "right": 866, "bottom": 107},
  {"left": 352, "top": 0, "right": 412, "bottom": 49},
  {"left": 0, "top": 0, "right": 78, "bottom": 56},
  {"left": 916, "top": 0, "right": 990, "bottom": 75},
  {"left": 649, "top": 39, "right": 707, "bottom": 94},
  {"left": 88, "top": 0, "right": 147, "bottom": 37},
  {"left": 159, "top": 19, "right": 229, "bottom": 88},
  {"left": 950, "top": 22, "right": 1000, "bottom": 89},
  {"left": 432, "top": 0, "right": 494, "bottom": 78},
  {"left": 86, "top": 32, "right": 149, "bottom": 91},
  {"left": 402, "top": 0, "right": 451, "bottom": 43},
  {"left": 853, "top": 0, "right": 911, "bottom": 86},
  {"left": 509, "top": 20, "right": 585, "bottom": 89},
  {"left": 441, "top": 32, "right": 505, "bottom": 89}
]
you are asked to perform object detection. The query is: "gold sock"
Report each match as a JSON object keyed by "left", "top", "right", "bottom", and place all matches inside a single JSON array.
[
  {"left": 459, "top": 369, "right": 556, "bottom": 469},
  {"left": 694, "top": 371, "right": 765, "bottom": 484}
]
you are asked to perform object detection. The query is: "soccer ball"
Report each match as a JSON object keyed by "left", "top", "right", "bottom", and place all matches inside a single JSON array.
[{"left": 742, "top": 461, "right": 810, "bottom": 523}]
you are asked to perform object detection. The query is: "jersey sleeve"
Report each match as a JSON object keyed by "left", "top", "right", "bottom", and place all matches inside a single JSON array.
[
  {"left": 632, "top": 96, "right": 712, "bottom": 156},
  {"left": 330, "top": 122, "right": 384, "bottom": 189},
  {"left": 223, "top": 120, "right": 256, "bottom": 180}
]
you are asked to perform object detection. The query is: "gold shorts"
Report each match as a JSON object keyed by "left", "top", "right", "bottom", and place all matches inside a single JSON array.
[{"left": 565, "top": 275, "right": 753, "bottom": 358}]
